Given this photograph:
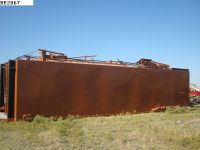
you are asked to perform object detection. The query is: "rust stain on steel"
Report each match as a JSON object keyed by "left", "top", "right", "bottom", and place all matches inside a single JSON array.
[
  {"left": 4, "top": 63, "right": 9, "bottom": 113},
  {"left": 14, "top": 60, "right": 189, "bottom": 120}
]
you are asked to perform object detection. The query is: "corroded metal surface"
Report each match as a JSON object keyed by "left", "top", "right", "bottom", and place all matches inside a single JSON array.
[
  {"left": 14, "top": 60, "right": 189, "bottom": 120},
  {"left": 0, "top": 112, "right": 7, "bottom": 120}
]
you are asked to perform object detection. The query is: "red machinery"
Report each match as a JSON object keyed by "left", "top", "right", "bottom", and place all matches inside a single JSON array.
[{"left": 190, "top": 84, "right": 200, "bottom": 96}]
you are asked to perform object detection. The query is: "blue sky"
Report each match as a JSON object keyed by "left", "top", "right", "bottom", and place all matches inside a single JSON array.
[{"left": 0, "top": 0, "right": 200, "bottom": 84}]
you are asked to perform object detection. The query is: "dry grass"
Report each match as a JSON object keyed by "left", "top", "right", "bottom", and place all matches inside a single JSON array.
[{"left": 0, "top": 106, "right": 200, "bottom": 150}]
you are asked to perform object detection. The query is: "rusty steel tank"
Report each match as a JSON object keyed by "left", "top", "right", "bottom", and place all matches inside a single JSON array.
[{"left": 0, "top": 49, "right": 189, "bottom": 121}]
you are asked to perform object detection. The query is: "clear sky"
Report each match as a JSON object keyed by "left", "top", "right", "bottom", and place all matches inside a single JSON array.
[{"left": 0, "top": 0, "right": 200, "bottom": 85}]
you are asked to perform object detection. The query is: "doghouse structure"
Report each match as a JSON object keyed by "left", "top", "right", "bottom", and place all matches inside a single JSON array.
[{"left": 0, "top": 49, "right": 189, "bottom": 121}]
